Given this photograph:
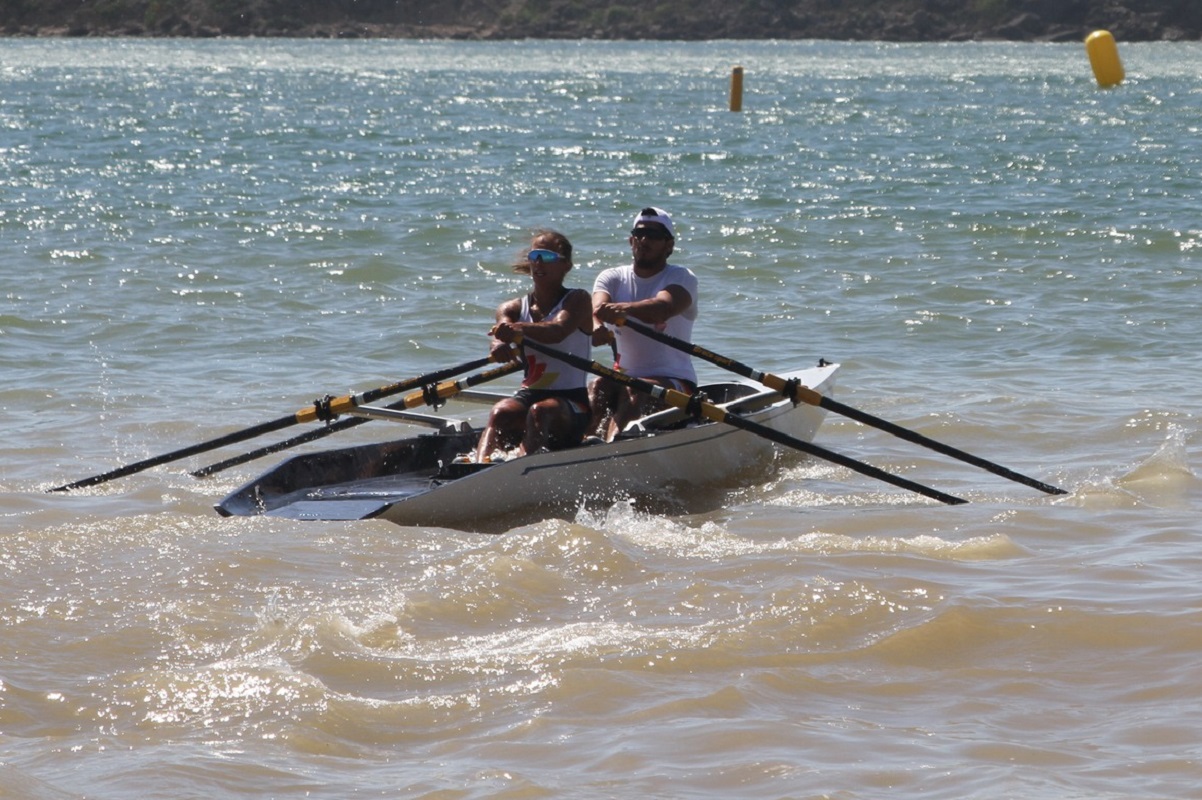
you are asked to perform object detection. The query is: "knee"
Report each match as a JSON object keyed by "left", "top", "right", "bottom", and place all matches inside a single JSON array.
[
  {"left": 617, "top": 386, "right": 641, "bottom": 410},
  {"left": 526, "top": 400, "right": 559, "bottom": 429},
  {"left": 489, "top": 399, "right": 525, "bottom": 428}
]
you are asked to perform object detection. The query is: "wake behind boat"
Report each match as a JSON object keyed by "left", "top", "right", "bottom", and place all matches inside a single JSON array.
[{"left": 215, "top": 361, "right": 840, "bottom": 532}]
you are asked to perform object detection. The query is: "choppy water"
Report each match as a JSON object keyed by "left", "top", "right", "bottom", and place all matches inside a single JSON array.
[{"left": 4, "top": 38, "right": 1202, "bottom": 798}]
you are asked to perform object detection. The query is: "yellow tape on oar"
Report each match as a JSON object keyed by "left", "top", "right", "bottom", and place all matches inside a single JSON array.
[
  {"left": 295, "top": 359, "right": 522, "bottom": 425},
  {"left": 295, "top": 395, "right": 356, "bottom": 424},
  {"left": 292, "top": 352, "right": 514, "bottom": 424},
  {"left": 395, "top": 360, "right": 523, "bottom": 409},
  {"left": 191, "top": 355, "right": 521, "bottom": 479}
]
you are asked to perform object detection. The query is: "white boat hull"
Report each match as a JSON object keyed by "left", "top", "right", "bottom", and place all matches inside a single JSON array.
[{"left": 217, "top": 362, "right": 838, "bottom": 532}]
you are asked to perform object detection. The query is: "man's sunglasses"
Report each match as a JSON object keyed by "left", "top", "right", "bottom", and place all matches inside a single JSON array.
[{"left": 630, "top": 228, "right": 671, "bottom": 240}]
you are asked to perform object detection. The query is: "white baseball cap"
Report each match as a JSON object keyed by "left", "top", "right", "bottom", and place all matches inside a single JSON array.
[{"left": 631, "top": 207, "right": 675, "bottom": 239}]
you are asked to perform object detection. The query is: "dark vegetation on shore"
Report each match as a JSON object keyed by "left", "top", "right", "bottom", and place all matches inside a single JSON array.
[{"left": 2, "top": 0, "right": 1198, "bottom": 41}]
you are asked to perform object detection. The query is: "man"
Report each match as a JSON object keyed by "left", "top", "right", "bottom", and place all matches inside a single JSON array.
[{"left": 590, "top": 207, "right": 699, "bottom": 441}]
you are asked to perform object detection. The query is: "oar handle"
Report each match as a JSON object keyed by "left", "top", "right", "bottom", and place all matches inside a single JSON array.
[
  {"left": 516, "top": 336, "right": 966, "bottom": 506},
  {"left": 613, "top": 315, "right": 822, "bottom": 401}
]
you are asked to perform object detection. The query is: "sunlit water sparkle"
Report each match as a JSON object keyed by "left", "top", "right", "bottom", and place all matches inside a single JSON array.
[{"left": 3, "top": 38, "right": 1202, "bottom": 799}]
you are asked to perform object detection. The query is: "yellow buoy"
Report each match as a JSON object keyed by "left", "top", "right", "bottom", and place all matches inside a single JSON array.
[
  {"left": 729, "top": 65, "right": 744, "bottom": 112},
  {"left": 1085, "top": 30, "right": 1124, "bottom": 88}
]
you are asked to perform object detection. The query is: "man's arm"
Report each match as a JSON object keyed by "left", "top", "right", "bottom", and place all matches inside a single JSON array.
[{"left": 596, "top": 285, "right": 692, "bottom": 326}]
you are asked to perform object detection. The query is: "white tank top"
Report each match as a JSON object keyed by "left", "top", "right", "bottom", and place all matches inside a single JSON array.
[{"left": 519, "top": 289, "right": 591, "bottom": 392}]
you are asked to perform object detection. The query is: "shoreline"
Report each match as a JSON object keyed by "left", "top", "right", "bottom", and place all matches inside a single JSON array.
[
  {"left": 4, "top": 27, "right": 1198, "bottom": 42},
  {"left": 3, "top": 2, "right": 1199, "bottom": 44}
]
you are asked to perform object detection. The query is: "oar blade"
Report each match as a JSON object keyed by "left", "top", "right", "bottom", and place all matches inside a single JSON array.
[
  {"left": 51, "top": 354, "right": 502, "bottom": 492},
  {"left": 617, "top": 316, "right": 1066, "bottom": 496},
  {"left": 816, "top": 396, "right": 1066, "bottom": 495},
  {"left": 47, "top": 414, "right": 299, "bottom": 493}
]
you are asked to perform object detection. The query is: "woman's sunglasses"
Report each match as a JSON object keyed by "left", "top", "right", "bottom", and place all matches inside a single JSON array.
[{"left": 527, "top": 249, "right": 566, "bottom": 263}]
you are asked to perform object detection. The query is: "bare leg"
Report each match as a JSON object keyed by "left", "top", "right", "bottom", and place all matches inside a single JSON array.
[
  {"left": 605, "top": 385, "right": 649, "bottom": 441},
  {"left": 475, "top": 397, "right": 527, "bottom": 461},
  {"left": 522, "top": 398, "right": 576, "bottom": 455},
  {"left": 587, "top": 376, "right": 619, "bottom": 440},
  {"left": 605, "top": 377, "right": 688, "bottom": 440}
]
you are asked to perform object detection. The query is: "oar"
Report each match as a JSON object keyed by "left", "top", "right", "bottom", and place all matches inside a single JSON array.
[
  {"left": 613, "top": 316, "right": 1068, "bottom": 496},
  {"left": 49, "top": 354, "right": 500, "bottom": 492},
  {"left": 191, "top": 359, "right": 523, "bottom": 477},
  {"left": 190, "top": 416, "right": 370, "bottom": 477},
  {"left": 516, "top": 337, "right": 966, "bottom": 505}
]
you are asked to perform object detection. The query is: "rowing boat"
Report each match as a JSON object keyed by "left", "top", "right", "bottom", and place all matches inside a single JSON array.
[{"left": 215, "top": 360, "right": 839, "bottom": 532}]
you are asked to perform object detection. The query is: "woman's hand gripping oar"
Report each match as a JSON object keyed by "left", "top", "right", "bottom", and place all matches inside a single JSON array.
[
  {"left": 613, "top": 316, "right": 1067, "bottom": 496},
  {"left": 49, "top": 354, "right": 507, "bottom": 492},
  {"left": 516, "top": 336, "right": 966, "bottom": 505}
]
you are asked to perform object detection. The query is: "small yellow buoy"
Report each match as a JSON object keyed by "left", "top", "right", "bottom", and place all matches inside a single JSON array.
[
  {"left": 1085, "top": 30, "right": 1124, "bottom": 88},
  {"left": 729, "top": 65, "right": 744, "bottom": 112}
]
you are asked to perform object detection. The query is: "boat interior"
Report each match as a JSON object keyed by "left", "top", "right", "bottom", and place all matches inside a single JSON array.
[{"left": 216, "top": 377, "right": 791, "bottom": 520}]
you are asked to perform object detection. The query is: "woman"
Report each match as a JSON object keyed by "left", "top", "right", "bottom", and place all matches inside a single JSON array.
[{"left": 474, "top": 230, "right": 593, "bottom": 462}]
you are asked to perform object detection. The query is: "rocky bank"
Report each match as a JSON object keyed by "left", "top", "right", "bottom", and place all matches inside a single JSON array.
[{"left": 1, "top": 0, "right": 1198, "bottom": 41}]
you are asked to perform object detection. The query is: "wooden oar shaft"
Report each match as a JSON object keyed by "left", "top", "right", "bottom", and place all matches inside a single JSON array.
[
  {"left": 517, "top": 337, "right": 966, "bottom": 506},
  {"left": 51, "top": 354, "right": 501, "bottom": 492},
  {"left": 616, "top": 316, "right": 1066, "bottom": 496},
  {"left": 392, "top": 359, "right": 523, "bottom": 410},
  {"left": 292, "top": 354, "right": 495, "bottom": 423},
  {"left": 192, "top": 359, "right": 523, "bottom": 478}
]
